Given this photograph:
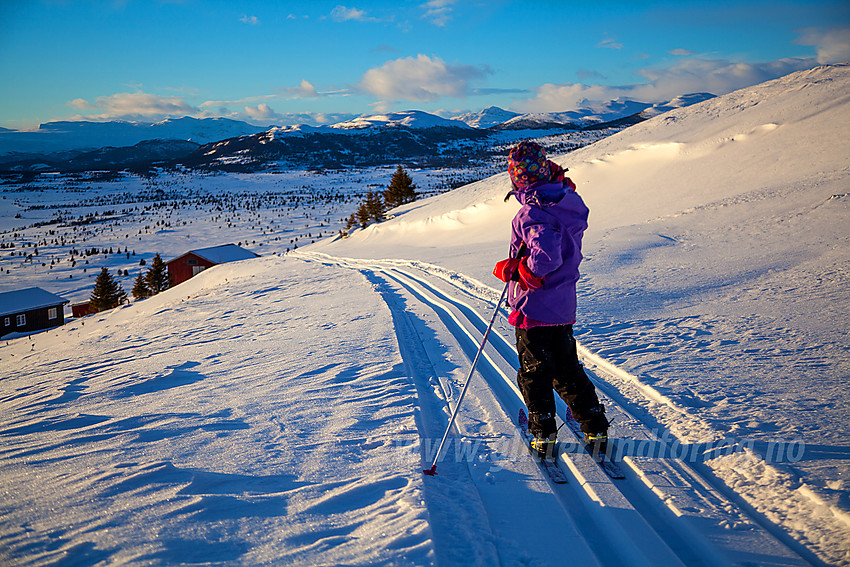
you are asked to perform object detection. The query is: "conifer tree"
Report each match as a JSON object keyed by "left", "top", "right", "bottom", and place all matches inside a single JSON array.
[
  {"left": 364, "top": 190, "right": 385, "bottom": 223},
  {"left": 384, "top": 165, "right": 417, "bottom": 209},
  {"left": 89, "top": 268, "right": 127, "bottom": 312},
  {"left": 145, "top": 253, "right": 171, "bottom": 294},
  {"left": 342, "top": 213, "right": 357, "bottom": 237},
  {"left": 355, "top": 202, "right": 370, "bottom": 229},
  {"left": 131, "top": 271, "right": 151, "bottom": 300}
]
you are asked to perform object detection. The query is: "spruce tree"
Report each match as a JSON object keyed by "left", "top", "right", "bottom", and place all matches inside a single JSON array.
[
  {"left": 90, "top": 268, "right": 127, "bottom": 312},
  {"left": 145, "top": 253, "right": 171, "bottom": 294},
  {"left": 355, "top": 202, "right": 370, "bottom": 229},
  {"left": 364, "top": 190, "right": 385, "bottom": 223},
  {"left": 342, "top": 213, "right": 357, "bottom": 236},
  {"left": 131, "top": 271, "right": 151, "bottom": 300},
  {"left": 384, "top": 165, "right": 417, "bottom": 209}
]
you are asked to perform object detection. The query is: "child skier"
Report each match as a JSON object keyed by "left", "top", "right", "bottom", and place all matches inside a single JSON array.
[{"left": 493, "top": 140, "right": 608, "bottom": 458}]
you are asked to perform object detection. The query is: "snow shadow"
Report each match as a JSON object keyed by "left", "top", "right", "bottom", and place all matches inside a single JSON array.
[
  {"left": 102, "top": 460, "right": 308, "bottom": 501},
  {"left": 138, "top": 539, "right": 249, "bottom": 564},
  {"left": 0, "top": 410, "right": 250, "bottom": 462},
  {"left": 113, "top": 361, "right": 205, "bottom": 397},
  {"left": 100, "top": 461, "right": 309, "bottom": 563}
]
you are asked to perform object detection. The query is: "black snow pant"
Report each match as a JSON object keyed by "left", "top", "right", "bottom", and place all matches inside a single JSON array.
[{"left": 516, "top": 325, "right": 608, "bottom": 437}]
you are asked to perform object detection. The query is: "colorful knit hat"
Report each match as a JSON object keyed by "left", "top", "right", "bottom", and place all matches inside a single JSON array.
[{"left": 508, "top": 140, "right": 551, "bottom": 190}]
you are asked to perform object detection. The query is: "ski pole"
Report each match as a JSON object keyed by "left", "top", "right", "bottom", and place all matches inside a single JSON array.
[{"left": 423, "top": 243, "right": 525, "bottom": 477}]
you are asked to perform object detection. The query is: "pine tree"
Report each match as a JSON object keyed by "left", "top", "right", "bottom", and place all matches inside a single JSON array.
[
  {"left": 131, "top": 271, "right": 151, "bottom": 300},
  {"left": 89, "top": 268, "right": 127, "bottom": 312},
  {"left": 364, "top": 190, "right": 385, "bottom": 223},
  {"left": 145, "top": 253, "right": 171, "bottom": 294},
  {"left": 384, "top": 165, "right": 417, "bottom": 209},
  {"left": 355, "top": 202, "right": 370, "bottom": 229},
  {"left": 341, "top": 213, "right": 357, "bottom": 237}
]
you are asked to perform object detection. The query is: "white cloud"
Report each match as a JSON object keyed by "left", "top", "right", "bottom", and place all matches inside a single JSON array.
[
  {"left": 598, "top": 37, "right": 623, "bottom": 50},
  {"left": 239, "top": 15, "right": 259, "bottom": 25},
  {"left": 795, "top": 26, "right": 850, "bottom": 64},
  {"left": 516, "top": 57, "right": 819, "bottom": 112},
  {"left": 360, "top": 54, "right": 489, "bottom": 101},
  {"left": 200, "top": 95, "right": 277, "bottom": 112},
  {"left": 331, "top": 5, "right": 372, "bottom": 22},
  {"left": 421, "top": 0, "right": 457, "bottom": 27},
  {"left": 517, "top": 83, "right": 624, "bottom": 113},
  {"left": 244, "top": 103, "right": 279, "bottom": 120},
  {"left": 285, "top": 79, "right": 318, "bottom": 98},
  {"left": 632, "top": 57, "right": 816, "bottom": 99},
  {"left": 68, "top": 98, "right": 94, "bottom": 110},
  {"left": 67, "top": 92, "right": 198, "bottom": 120},
  {"left": 670, "top": 48, "right": 697, "bottom": 56}
]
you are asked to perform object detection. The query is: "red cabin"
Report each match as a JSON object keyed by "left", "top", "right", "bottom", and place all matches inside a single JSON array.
[
  {"left": 166, "top": 244, "right": 260, "bottom": 286},
  {"left": 71, "top": 301, "right": 95, "bottom": 318}
]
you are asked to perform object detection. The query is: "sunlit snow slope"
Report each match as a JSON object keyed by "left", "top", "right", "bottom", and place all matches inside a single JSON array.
[{"left": 316, "top": 63, "right": 850, "bottom": 562}]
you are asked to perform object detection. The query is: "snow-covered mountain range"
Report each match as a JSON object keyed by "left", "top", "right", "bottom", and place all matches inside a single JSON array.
[
  {"left": 0, "top": 94, "right": 714, "bottom": 162},
  {"left": 0, "top": 117, "right": 268, "bottom": 157}
]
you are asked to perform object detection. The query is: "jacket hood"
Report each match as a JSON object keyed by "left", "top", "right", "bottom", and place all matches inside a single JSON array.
[{"left": 510, "top": 180, "right": 569, "bottom": 207}]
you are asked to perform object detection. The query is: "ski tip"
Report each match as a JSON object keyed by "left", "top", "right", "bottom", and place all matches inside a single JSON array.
[{"left": 422, "top": 466, "right": 438, "bottom": 476}]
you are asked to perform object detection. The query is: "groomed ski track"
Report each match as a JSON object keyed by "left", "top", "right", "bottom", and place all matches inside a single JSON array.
[{"left": 294, "top": 251, "right": 818, "bottom": 567}]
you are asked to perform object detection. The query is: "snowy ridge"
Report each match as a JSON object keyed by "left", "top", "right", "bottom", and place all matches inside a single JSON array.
[
  {"left": 1, "top": 94, "right": 711, "bottom": 159},
  {"left": 330, "top": 110, "right": 473, "bottom": 130},
  {"left": 0, "top": 117, "right": 268, "bottom": 156},
  {"left": 450, "top": 106, "right": 521, "bottom": 128}
]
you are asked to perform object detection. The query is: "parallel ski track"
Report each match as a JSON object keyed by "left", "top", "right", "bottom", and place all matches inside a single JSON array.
[{"left": 294, "top": 251, "right": 814, "bottom": 567}]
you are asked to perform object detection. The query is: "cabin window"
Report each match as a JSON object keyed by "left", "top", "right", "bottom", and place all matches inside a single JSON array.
[
  {"left": 16, "top": 314, "right": 26, "bottom": 326},
  {"left": 192, "top": 266, "right": 205, "bottom": 276},
  {"left": 188, "top": 258, "right": 198, "bottom": 265},
  {"left": 48, "top": 307, "right": 58, "bottom": 320},
  {"left": 3, "top": 317, "right": 9, "bottom": 327}
]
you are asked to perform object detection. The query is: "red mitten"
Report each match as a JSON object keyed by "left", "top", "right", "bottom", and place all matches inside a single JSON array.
[
  {"left": 547, "top": 159, "right": 577, "bottom": 191},
  {"left": 548, "top": 160, "right": 565, "bottom": 182},
  {"left": 517, "top": 258, "right": 544, "bottom": 290},
  {"left": 493, "top": 258, "right": 521, "bottom": 282}
]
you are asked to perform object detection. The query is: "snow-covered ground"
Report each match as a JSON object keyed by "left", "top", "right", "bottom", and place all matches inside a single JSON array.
[{"left": 2, "top": 64, "right": 849, "bottom": 566}]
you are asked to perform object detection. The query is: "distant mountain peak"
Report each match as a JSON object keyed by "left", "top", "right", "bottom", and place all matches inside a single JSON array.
[
  {"left": 451, "top": 106, "right": 519, "bottom": 128},
  {"left": 331, "top": 110, "right": 472, "bottom": 130}
]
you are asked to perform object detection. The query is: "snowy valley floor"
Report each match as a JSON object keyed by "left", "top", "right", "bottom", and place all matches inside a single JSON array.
[{"left": 2, "top": 254, "right": 847, "bottom": 566}]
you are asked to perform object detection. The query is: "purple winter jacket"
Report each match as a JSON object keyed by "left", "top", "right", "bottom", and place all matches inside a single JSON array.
[{"left": 507, "top": 181, "right": 589, "bottom": 325}]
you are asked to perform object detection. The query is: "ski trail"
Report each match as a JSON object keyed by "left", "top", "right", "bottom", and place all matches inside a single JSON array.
[
  {"left": 294, "top": 250, "right": 822, "bottom": 567},
  {"left": 298, "top": 253, "right": 606, "bottom": 566},
  {"left": 358, "top": 269, "right": 502, "bottom": 566}
]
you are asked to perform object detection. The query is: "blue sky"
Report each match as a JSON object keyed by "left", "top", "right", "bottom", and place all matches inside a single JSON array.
[{"left": 2, "top": 0, "right": 849, "bottom": 129}]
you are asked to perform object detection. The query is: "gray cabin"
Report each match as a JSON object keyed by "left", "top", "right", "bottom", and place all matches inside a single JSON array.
[{"left": 0, "top": 287, "right": 69, "bottom": 338}]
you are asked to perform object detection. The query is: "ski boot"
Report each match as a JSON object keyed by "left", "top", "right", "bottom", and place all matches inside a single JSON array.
[
  {"left": 528, "top": 411, "right": 558, "bottom": 459},
  {"left": 531, "top": 432, "right": 558, "bottom": 460},
  {"left": 584, "top": 431, "right": 609, "bottom": 456},
  {"left": 583, "top": 405, "right": 609, "bottom": 456}
]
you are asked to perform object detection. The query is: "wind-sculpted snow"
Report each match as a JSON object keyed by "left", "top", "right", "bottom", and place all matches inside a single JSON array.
[{"left": 0, "top": 258, "right": 436, "bottom": 565}]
